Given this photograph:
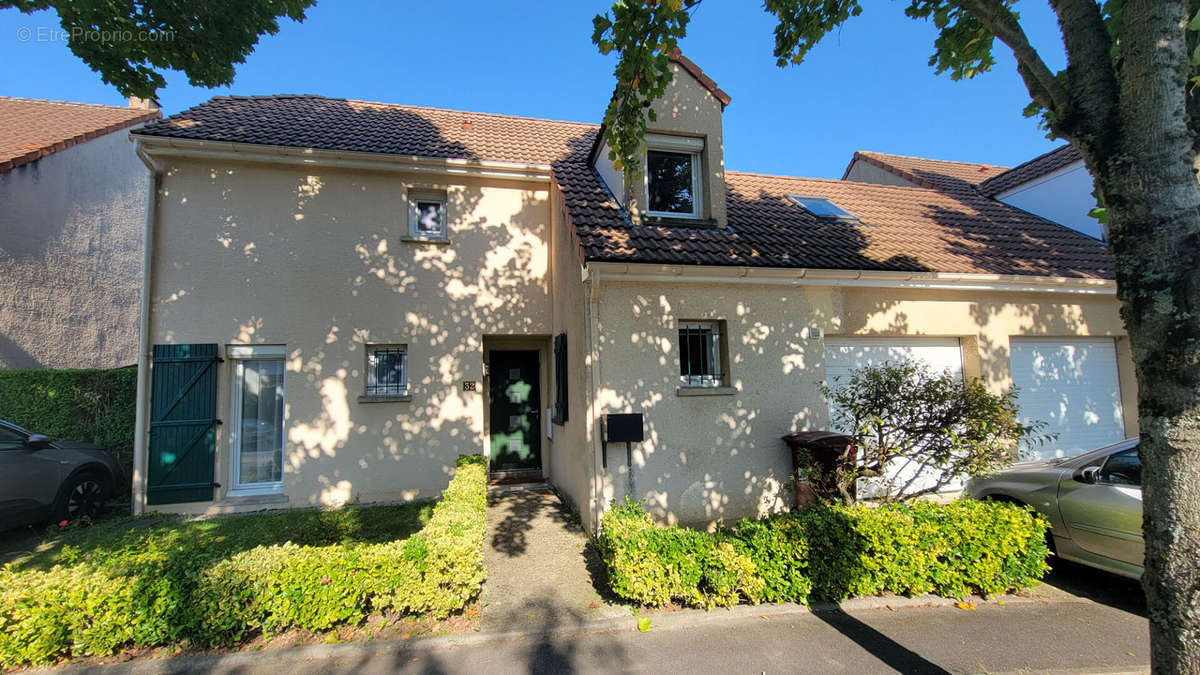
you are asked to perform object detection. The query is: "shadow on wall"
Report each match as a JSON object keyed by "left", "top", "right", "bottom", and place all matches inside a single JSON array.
[{"left": 149, "top": 101, "right": 580, "bottom": 505}]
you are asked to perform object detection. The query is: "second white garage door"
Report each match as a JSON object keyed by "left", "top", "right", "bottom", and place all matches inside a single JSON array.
[
  {"left": 824, "top": 337, "right": 964, "bottom": 497},
  {"left": 1010, "top": 338, "right": 1126, "bottom": 461}
]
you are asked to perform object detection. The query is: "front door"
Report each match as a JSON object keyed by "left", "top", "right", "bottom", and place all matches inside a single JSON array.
[{"left": 488, "top": 350, "right": 542, "bottom": 472}]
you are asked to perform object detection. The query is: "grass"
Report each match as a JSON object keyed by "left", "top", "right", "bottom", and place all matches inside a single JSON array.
[{"left": 4, "top": 501, "right": 435, "bottom": 574}]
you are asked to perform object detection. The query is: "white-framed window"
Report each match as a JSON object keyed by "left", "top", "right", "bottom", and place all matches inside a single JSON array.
[
  {"left": 678, "top": 320, "right": 725, "bottom": 387},
  {"left": 228, "top": 345, "right": 286, "bottom": 494},
  {"left": 409, "top": 193, "right": 447, "bottom": 240},
  {"left": 786, "top": 194, "right": 859, "bottom": 221},
  {"left": 365, "top": 344, "right": 408, "bottom": 397},
  {"left": 645, "top": 133, "right": 704, "bottom": 219}
]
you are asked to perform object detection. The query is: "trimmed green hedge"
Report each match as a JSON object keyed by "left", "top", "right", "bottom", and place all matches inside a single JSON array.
[
  {"left": 597, "top": 498, "right": 1049, "bottom": 609},
  {"left": 0, "top": 366, "right": 136, "bottom": 472},
  {"left": 0, "top": 455, "right": 487, "bottom": 667}
]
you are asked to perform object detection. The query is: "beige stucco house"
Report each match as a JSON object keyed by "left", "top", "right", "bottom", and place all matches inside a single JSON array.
[{"left": 129, "top": 54, "right": 1133, "bottom": 531}]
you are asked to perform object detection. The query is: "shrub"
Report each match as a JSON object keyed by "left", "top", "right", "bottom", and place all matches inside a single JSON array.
[
  {"left": 0, "top": 366, "right": 136, "bottom": 475},
  {"left": 597, "top": 499, "right": 1049, "bottom": 608},
  {"left": 596, "top": 498, "right": 763, "bottom": 609},
  {"left": 0, "top": 455, "right": 487, "bottom": 667}
]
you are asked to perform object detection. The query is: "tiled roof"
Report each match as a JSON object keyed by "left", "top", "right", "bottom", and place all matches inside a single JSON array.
[
  {"left": 846, "top": 151, "right": 1007, "bottom": 193},
  {"left": 0, "top": 97, "right": 160, "bottom": 173},
  {"left": 668, "top": 49, "right": 731, "bottom": 108},
  {"left": 134, "top": 94, "right": 595, "bottom": 166},
  {"left": 135, "top": 94, "right": 1112, "bottom": 280},
  {"left": 574, "top": 171, "right": 1112, "bottom": 279},
  {"left": 979, "top": 144, "right": 1082, "bottom": 196}
]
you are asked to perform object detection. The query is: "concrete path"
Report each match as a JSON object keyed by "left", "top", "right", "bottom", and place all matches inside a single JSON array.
[{"left": 480, "top": 484, "right": 628, "bottom": 633}]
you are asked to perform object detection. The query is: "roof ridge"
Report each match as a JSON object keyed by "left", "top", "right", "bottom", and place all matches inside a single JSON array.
[
  {"left": 0, "top": 95, "right": 149, "bottom": 113},
  {"left": 856, "top": 149, "right": 1004, "bottom": 169},
  {"left": 204, "top": 93, "right": 600, "bottom": 128},
  {"left": 727, "top": 169, "right": 942, "bottom": 193}
]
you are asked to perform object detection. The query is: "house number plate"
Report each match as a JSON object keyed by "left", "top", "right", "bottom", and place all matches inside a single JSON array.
[{"left": 462, "top": 380, "right": 478, "bottom": 391}]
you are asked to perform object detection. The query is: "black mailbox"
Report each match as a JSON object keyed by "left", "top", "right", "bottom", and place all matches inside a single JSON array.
[{"left": 604, "top": 413, "right": 644, "bottom": 443}]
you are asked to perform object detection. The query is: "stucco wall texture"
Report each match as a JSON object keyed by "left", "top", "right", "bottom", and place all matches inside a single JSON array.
[
  {"left": 147, "top": 158, "right": 556, "bottom": 513},
  {"left": 588, "top": 278, "right": 1135, "bottom": 528},
  {"left": 0, "top": 129, "right": 147, "bottom": 369}
]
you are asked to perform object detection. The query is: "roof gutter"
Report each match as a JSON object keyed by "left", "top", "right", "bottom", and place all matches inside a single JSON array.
[
  {"left": 131, "top": 135, "right": 554, "bottom": 182},
  {"left": 585, "top": 262, "right": 1117, "bottom": 295}
]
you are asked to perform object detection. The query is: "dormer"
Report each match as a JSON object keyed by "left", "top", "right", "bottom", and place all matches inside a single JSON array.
[{"left": 593, "top": 50, "right": 730, "bottom": 228}]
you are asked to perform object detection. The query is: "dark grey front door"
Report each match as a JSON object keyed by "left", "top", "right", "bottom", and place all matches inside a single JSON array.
[{"left": 488, "top": 350, "right": 541, "bottom": 472}]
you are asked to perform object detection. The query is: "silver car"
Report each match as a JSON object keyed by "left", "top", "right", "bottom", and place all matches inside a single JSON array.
[
  {"left": 966, "top": 438, "right": 1143, "bottom": 579},
  {"left": 0, "top": 420, "right": 124, "bottom": 530}
]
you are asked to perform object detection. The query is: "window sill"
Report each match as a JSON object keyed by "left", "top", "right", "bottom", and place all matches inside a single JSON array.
[
  {"left": 220, "top": 492, "right": 288, "bottom": 506},
  {"left": 676, "top": 386, "right": 737, "bottom": 397},
  {"left": 401, "top": 237, "right": 451, "bottom": 245},
  {"left": 358, "top": 394, "right": 412, "bottom": 403},
  {"left": 642, "top": 215, "right": 721, "bottom": 229}
]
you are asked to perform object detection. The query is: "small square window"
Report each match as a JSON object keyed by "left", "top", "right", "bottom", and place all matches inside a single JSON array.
[
  {"left": 366, "top": 345, "right": 408, "bottom": 397},
  {"left": 409, "top": 195, "right": 447, "bottom": 239},
  {"left": 678, "top": 321, "right": 726, "bottom": 387},
  {"left": 787, "top": 194, "right": 858, "bottom": 221}
]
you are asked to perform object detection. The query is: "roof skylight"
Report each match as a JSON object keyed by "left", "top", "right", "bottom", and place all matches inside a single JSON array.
[{"left": 787, "top": 194, "right": 858, "bottom": 221}]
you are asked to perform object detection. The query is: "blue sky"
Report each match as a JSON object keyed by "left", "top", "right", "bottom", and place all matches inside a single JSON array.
[{"left": 0, "top": 1, "right": 1067, "bottom": 179}]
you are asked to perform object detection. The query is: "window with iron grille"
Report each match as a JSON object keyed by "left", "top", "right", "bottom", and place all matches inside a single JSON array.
[
  {"left": 366, "top": 345, "right": 407, "bottom": 396},
  {"left": 678, "top": 321, "right": 725, "bottom": 387}
]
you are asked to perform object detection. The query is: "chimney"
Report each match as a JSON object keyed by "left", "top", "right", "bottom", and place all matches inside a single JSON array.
[{"left": 128, "top": 96, "right": 160, "bottom": 110}]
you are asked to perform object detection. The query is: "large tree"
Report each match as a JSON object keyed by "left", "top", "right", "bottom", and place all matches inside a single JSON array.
[
  {"left": 594, "top": 1, "right": 1198, "bottom": 671},
  {"left": 2, "top": 0, "right": 314, "bottom": 98}
]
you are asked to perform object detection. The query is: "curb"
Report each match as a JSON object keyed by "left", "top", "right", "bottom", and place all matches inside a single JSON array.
[{"left": 58, "top": 590, "right": 1093, "bottom": 674}]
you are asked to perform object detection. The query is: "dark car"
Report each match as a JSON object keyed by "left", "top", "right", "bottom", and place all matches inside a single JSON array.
[{"left": 0, "top": 420, "right": 124, "bottom": 530}]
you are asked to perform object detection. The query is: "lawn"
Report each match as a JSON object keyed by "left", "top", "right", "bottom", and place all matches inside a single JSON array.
[{"left": 4, "top": 501, "right": 434, "bottom": 574}]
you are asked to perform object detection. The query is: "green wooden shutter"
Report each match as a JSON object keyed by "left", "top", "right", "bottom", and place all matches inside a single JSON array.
[
  {"left": 147, "top": 344, "right": 220, "bottom": 505},
  {"left": 552, "top": 333, "right": 568, "bottom": 424}
]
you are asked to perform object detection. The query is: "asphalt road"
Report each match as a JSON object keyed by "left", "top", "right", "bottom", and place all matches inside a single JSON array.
[{"left": 76, "top": 560, "right": 1149, "bottom": 675}]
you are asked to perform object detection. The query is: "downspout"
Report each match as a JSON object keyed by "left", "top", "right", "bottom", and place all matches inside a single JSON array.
[
  {"left": 132, "top": 141, "right": 161, "bottom": 516},
  {"left": 584, "top": 269, "right": 606, "bottom": 532}
]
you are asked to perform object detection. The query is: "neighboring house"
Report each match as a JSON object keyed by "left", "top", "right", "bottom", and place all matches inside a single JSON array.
[
  {"left": 845, "top": 144, "right": 1102, "bottom": 240},
  {"left": 0, "top": 97, "right": 161, "bottom": 370},
  {"left": 128, "top": 53, "right": 1135, "bottom": 531}
]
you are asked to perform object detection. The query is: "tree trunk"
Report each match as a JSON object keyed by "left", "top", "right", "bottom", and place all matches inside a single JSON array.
[{"left": 1097, "top": 1, "right": 1200, "bottom": 671}]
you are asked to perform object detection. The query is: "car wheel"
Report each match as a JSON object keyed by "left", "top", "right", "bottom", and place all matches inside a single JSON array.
[{"left": 54, "top": 472, "right": 109, "bottom": 522}]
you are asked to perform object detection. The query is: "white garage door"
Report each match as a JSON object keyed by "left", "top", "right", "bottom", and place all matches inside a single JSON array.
[
  {"left": 824, "top": 337, "right": 964, "bottom": 498},
  {"left": 1010, "top": 338, "right": 1125, "bottom": 461}
]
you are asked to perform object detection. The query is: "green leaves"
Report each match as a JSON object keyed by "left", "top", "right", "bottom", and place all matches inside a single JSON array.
[
  {"left": 596, "top": 500, "right": 1050, "bottom": 609},
  {"left": 0, "top": 0, "right": 315, "bottom": 98}
]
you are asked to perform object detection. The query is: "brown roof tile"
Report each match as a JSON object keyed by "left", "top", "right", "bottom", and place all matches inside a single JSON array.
[
  {"left": 0, "top": 97, "right": 160, "bottom": 173},
  {"left": 979, "top": 144, "right": 1082, "bottom": 196},
  {"left": 668, "top": 49, "right": 731, "bottom": 108},
  {"left": 845, "top": 151, "right": 1006, "bottom": 193},
  {"left": 134, "top": 95, "right": 1111, "bottom": 280},
  {"left": 575, "top": 171, "right": 1112, "bottom": 279}
]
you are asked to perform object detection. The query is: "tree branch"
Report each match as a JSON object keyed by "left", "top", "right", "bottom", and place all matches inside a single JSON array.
[
  {"left": 955, "top": 0, "right": 1070, "bottom": 114},
  {"left": 1047, "top": 0, "right": 1121, "bottom": 149}
]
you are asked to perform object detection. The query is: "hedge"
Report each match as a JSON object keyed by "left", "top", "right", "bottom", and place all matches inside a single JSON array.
[
  {"left": 0, "top": 366, "right": 136, "bottom": 472},
  {"left": 0, "top": 455, "right": 487, "bottom": 667},
  {"left": 597, "top": 498, "right": 1049, "bottom": 609}
]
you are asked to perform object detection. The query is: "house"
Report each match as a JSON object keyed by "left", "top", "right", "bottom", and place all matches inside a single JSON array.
[
  {"left": 127, "top": 53, "right": 1134, "bottom": 531},
  {"left": 0, "top": 97, "right": 161, "bottom": 370},
  {"left": 845, "top": 144, "right": 1102, "bottom": 240}
]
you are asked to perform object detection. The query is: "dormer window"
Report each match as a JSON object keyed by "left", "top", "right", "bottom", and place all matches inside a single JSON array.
[
  {"left": 787, "top": 194, "right": 858, "bottom": 221},
  {"left": 646, "top": 134, "right": 704, "bottom": 219}
]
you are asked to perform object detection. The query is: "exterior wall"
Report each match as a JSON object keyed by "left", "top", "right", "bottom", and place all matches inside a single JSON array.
[
  {"left": 843, "top": 160, "right": 920, "bottom": 188},
  {"left": 144, "top": 157, "right": 553, "bottom": 513},
  {"left": 0, "top": 129, "right": 147, "bottom": 369},
  {"left": 623, "top": 62, "right": 727, "bottom": 227},
  {"left": 547, "top": 183, "right": 592, "bottom": 518},
  {"left": 590, "top": 276, "right": 1137, "bottom": 529},
  {"left": 995, "top": 160, "right": 1104, "bottom": 240}
]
